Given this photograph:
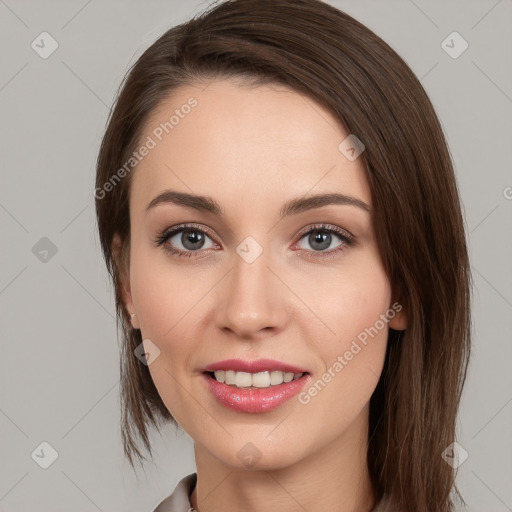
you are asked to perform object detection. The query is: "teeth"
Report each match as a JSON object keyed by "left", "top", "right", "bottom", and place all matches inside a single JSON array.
[{"left": 213, "top": 370, "right": 304, "bottom": 388}]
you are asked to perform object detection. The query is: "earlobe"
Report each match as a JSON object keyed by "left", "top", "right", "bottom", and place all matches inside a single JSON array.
[
  {"left": 122, "top": 283, "right": 140, "bottom": 330},
  {"left": 129, "top": 312, "right": 140, "bottom": 330},
  {"left": 111, "top": 233, "right": 140, "bottom": 330},
  {"left": 388, "top": 303, "right": 407, "bottom": 331}
]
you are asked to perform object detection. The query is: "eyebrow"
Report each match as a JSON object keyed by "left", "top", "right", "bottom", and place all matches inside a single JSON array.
[{"left": 145, "top": 189, "right": 371, "bottom": 218}]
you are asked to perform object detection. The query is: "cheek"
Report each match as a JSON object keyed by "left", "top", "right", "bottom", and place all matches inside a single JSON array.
[
  {"left": 129, "top": 251, "right": 200, "bottom": 424},
  {"left": 299, "top": 258, "right": 392, "bottom": 350},
  {"left": 130, "top": 245, "right": 195, "bottom": 340},
  {"left": 128, "top": 251, "right": 200, "bottom": 410},
  {"left": 299, "top": 260, "right": 391, "bottom": 402}
]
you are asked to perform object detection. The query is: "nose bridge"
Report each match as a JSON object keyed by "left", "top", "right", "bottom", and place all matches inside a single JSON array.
[{"left": 216, "top": 237, "right": 286, "bottom": 336}]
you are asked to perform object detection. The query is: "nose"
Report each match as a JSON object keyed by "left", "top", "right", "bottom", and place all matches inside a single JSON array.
[{"left": 214, "top": 247, "right": 289, "bottom": 340}]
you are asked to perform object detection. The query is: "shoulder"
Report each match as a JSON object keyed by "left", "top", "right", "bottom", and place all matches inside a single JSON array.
[{"left": 151, "top": 473, "right": 197, "bottom": 512}]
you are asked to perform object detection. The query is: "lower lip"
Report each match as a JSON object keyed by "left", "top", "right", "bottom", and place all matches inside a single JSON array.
[{"left": 202, "top": 372, "right": 311, "bottom": 413}]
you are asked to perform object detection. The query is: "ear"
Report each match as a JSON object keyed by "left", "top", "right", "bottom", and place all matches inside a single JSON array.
[
  {"left": 111, "top": 233, "right": 140, "bottom": 330},
  {"left": 388, "top": 299, "right": 407, "bottom": 331}
]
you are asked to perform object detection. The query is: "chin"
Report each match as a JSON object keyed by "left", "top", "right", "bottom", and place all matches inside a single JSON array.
[{"left": 210, "top": 438, "right": 308, "bottom": 472}]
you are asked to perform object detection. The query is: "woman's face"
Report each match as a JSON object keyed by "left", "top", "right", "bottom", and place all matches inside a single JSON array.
[{"left": 119, "top": 78, "right": 406, "bottom": 470}]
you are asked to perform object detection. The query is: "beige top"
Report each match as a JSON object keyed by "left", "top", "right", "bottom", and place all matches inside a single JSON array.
[{"left": 152, "top": 473, "right": 397, "bottom": 512}]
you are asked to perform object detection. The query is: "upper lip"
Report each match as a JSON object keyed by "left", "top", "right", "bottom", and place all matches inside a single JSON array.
[{"left": 202, "top": 358, "right": 309, "bottom": 374}]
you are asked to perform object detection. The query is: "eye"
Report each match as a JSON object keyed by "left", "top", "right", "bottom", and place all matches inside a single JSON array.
[
  {"left": 153, "top": 222, "right": 355, "bottom": 259},
  {"left": 293, "top": 223, "right": 355, "bottom": 256},
  {"left": 153, "top": 223, "right": 218, "bottom": 258}
]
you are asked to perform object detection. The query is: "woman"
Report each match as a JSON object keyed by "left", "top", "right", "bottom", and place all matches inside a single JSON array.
[{"left": 95, "top": 1, "right": 472, "bottom": 510}]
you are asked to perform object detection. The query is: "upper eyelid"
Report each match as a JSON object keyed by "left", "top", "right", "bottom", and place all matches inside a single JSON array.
[
  {"left": 294, "top": 223, "right": 353, "bottom": 240},
  {"left": 161, "top": 222, "right": 217, "bottom": 240}
]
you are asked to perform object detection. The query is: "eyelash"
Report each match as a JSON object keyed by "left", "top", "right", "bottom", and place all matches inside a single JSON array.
[{"left": 153, "top": 222, "right": 355, "bottom": 260}]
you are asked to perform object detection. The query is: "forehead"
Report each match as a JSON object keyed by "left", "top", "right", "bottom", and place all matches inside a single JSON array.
[{"left": 130, "top": 79, "right": 371, "bottom": 213}]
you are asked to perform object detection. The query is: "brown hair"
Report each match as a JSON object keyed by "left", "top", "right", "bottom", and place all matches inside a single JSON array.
[{"left": 95, "top": 1, "right": 472, "bottom": 510}]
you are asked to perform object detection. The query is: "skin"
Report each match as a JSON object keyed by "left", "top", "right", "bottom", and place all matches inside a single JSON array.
[{"left": 114, "top": 78, "right": 407, "bottom": 512}]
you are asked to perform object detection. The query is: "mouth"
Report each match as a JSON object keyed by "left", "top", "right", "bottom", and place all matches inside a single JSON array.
[
  {"left": 203, "top": 370, "right": 309, "bottom": 389},
  {"left": 202, "top": 369, "right": 311, "bottom": 413}
]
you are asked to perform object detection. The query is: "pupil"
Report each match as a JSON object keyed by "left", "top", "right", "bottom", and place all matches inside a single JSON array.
[
  {"left": 310, "top": 231, "right": 330, "bottom": 251},
  {"left": 183, "top": 230, "right": 204, "bottom": 250}
]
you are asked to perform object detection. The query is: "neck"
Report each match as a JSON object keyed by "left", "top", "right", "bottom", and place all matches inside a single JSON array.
[{"left": 190, "top": 407, "right": 375, "bottom": 512}]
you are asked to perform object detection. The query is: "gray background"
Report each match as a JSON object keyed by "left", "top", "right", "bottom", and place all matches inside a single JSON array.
[{"left": 0, "top": 0, "right": 511, "bottom": 510}]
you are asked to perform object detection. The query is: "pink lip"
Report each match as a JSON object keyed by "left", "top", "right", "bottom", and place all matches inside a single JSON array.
[
  {"left": 202, "top": 358, "right": 309, "bottom": 374},
  {"left": 202, "top": 372, "right": 311, "bottom": 413}
]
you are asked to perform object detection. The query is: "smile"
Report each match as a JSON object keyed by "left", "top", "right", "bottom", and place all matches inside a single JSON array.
[
  {"left": 208, "top": 370, "right": 304, "bottom": 388},
  {"left": 202, "top": 371, "right": 311, "bottom": 413}
]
